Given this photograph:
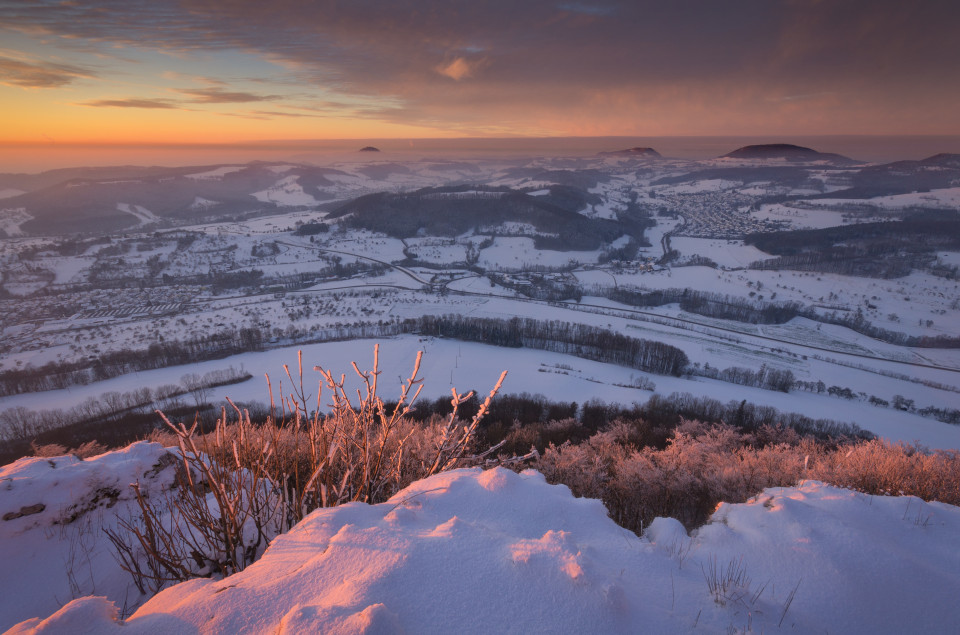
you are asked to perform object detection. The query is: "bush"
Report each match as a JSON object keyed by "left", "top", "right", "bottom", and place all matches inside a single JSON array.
[
  {"left": 107, "top": 347, "right": 522, "bottom": 595},
  {"left": 536, "top": 419, "right": 960, "bottom": 533}
]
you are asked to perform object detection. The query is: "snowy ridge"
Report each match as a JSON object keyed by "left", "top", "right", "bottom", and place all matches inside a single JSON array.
[{"left": 5, "top": 456, "right": 960, "bottom": 634}]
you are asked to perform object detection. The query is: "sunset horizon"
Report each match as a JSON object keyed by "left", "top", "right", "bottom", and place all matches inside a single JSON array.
[{"left": 3, "top": 0, "right": 958, "bottom": 148}]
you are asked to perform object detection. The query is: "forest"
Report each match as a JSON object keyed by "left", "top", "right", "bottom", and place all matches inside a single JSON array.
[
  {"left": 745, "top": 216, "right": 960, "bottom": 279},
  {"left": 327, "top": 185, "right": 635, "bottom": 250}
]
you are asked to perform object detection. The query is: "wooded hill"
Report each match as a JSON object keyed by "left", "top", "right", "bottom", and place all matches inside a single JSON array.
[
  {"left": 745, "top": 215, "right": 960, "bottom": 278},
  {"left": 328, "top": 185, "right": 649, "bottom": 251}
]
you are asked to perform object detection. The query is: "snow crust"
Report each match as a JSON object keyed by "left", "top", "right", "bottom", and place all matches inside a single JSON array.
[{"left": 6, "top": 460, "right": 959, "bottom": 634}]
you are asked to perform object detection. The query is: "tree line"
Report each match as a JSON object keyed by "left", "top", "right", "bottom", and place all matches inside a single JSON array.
[
  {"left": 413, "top": 314, "right": 689, "bottom": 376},
  {"left": 0, "top": 328, "right": 265, "bottom": 397}
]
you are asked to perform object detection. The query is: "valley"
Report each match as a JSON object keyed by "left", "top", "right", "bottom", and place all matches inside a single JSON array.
[{"left": 2, "top": 145, "right": 959, "bottom": 453}]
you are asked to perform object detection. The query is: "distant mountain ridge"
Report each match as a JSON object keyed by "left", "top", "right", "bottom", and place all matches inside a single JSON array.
[{"left": 599, "top": 147, "right": 662, "bottom": 158}]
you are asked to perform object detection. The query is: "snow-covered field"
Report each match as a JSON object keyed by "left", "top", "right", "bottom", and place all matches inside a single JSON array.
[
  {"left": 669, "top": 237, "right": 775, "bottom": 268},
  {"left": 3, "top": 334, "right": 959, "bottom": 449},
  {"left": 3, "top": 450, "right": 959, "bottom": 634},
  {"left": 476, "top": 237, "right": 601, "bottom": 270}
]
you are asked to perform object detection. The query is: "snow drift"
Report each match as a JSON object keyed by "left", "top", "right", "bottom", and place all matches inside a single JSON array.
[{"left": 4, "top": 450, "right": 960, "bottom": 634}]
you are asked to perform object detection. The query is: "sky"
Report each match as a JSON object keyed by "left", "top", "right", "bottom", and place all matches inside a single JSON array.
[{"left": 1, "top": 0, "right": 959, "bottom": 146}]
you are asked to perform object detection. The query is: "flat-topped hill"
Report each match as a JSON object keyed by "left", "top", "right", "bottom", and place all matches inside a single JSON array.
[{"left": 722, "top": 143, "right": 856, "bottom": 164}]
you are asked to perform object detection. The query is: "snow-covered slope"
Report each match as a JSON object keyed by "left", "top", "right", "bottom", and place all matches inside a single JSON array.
[
  {"left": 0, "top": 443, "right": 178, "bottom": 631},
  {"left": 6, "top": 458, "right": 960, "bottom": 634}
]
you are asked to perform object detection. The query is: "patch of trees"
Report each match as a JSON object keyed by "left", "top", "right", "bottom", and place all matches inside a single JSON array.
[
  {"left": 614, "top": 205, "right": 655, "bottom": 245},
  {"left": 750, "top": 248, "right": 936, "bottom": 278},
  {"left": 679, "top": 292, "right": 803, "bottom": 324},
  {"left": 637, "top": 393, "right": 872, "bottom": 441},
  {"left": 673, "top": 255, "right": 718, "bottom": 268},
  {"left": 293, "top": 222, "right": 329, "bottom": 236},
  {"left": 488, "top": 273, "right": 583, "bottom": 302},
  {"left": 691, "top": 364, "right": 795, "bottom": 392},
  {"left": 210, "top": 269, "right": 265, "bottom": 291},
  {"left": 606, "top": 287, "right": 803, "bottom": 324},
  {"left": 251, "top": 242, "right": 280, "bottom": 258},
  {"left": 536, "top": 184, "right": 603, "bottom": 212},
  {"left": 598, "top": 239, "right": 642, "bottom": 263}
]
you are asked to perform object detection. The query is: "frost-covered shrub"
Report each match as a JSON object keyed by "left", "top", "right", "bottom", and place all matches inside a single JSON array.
[{"left": 537, "top": 419, "right": 960, "bottom": 533}]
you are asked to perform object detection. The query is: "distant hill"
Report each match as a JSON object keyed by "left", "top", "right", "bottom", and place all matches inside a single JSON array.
[
  {"left": 919, "top": 153, "right": 960, "bottom": 169},
  {"left": 807, "top": 153, "right": 960, "bottom": 200},
  {"left": 721, "top": 144, "right": 857, "bottom": 165},
  {"left": 358, "top": 146, "right": 381, "bottom": 152},
  {"left": 0, "top": 162, "right": 365, "bottom": 235},
  {"left": 599, "top": 147, "right": 662, "bottom": 158}
]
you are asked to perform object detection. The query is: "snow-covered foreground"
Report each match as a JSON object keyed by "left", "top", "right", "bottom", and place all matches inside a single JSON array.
[
  {"left": 4, "top": 445, "right": 960, "bottom": 634},
  {"left": 0, "top": 443, "right": 178, "bottom": 632}
]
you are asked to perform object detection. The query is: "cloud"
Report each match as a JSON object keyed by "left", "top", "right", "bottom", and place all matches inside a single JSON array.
[
  {"left": 435, "top": 57, "right": 476, "bottom": 81},
  {"left": 78, "top": 98, "right": 180, "bottom": 109},
  {"left": 176, "top": 87, "right": 279, "bottom": 103},
  {"left": 773, "top": 92, "right": 835, "bottom": 103},
  {"left": 557, "top": 3, "right": 614, "bottom": 17},
  {"left": 0, "top": 55, "right": 95, "bottom": 88},
  {"left": 250, "top": 109, "right": 324, "bottom": 118},
  {"left": 1, "top": 0, "right": 958, "bottom": 134}
]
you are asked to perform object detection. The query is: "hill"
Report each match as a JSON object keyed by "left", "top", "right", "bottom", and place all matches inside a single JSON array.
[
  {"left": 721, "top": 143, "right": 857, "bottom": 164},
  {"left": 813, "top": 153, "right": 960, "bottom": 199},
  {"left": 326, "top": 185, "right": 640, "bottom": 250}
]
